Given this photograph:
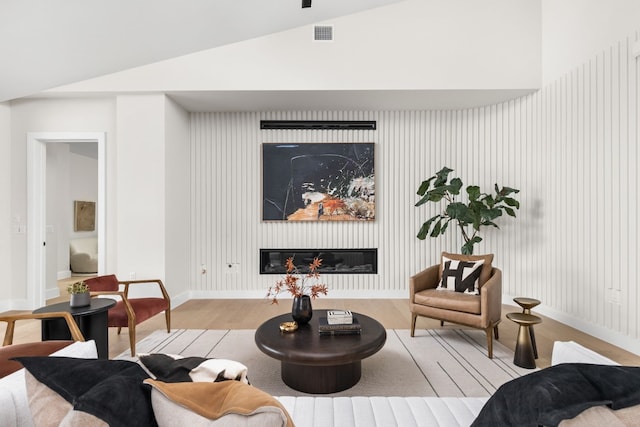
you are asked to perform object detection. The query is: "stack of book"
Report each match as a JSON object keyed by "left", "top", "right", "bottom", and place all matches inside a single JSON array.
[{"left": 319, "top": 310, "right": 362, "bottom": 335}]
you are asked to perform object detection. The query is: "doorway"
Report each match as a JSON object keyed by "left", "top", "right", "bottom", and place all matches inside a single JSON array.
[{"left": 27, "top": 132, "right": 106, "bottom": 309}]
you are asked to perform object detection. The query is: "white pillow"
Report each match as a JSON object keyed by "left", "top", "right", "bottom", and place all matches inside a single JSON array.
[
  {"left": 50, "top": 340, "right": 98, "bottom": 359},
  {"left": 551, "top": 341, "right": 618, "bottom": 366}
]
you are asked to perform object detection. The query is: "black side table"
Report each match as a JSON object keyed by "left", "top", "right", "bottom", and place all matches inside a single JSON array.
[{"left": 33, "top": 298, "right": 116, "bottom": 359}]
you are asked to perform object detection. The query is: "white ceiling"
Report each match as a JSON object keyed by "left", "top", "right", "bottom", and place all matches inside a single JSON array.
[
  {"left": 167, "top": 89, "right": 536, "bottom": 112},
  {"left": 0, "top": 0, "right": 401, "bottom": 103}
]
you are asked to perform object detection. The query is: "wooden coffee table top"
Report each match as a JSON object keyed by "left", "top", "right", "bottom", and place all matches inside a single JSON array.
[{"left": 255, "top": 310, "right": 386, "bottom": 366}]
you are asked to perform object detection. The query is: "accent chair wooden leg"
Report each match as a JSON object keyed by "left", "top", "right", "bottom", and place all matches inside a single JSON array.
[
  {"left": 410, "top": 313, "right": 417, "bottom": 337},
  {"left": 494, "top": 325, "right": 499, "bottom": 340},
  {"left": 440, "top": 320, "right": 445, "bottom": 327},
  {"left": 485, "top": 327, "right": 494, "bottom": 359},
  {"left": 165, "top": 310, "right": 171, "bottom": 333},
  {"left": 129, "top": 327, "right": 136, "bottom": 357},
  {"left": 117, "top": 327, "right": 122, "bottom": 335}
]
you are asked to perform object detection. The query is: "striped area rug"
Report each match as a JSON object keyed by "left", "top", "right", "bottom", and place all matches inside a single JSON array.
[{"left": 116, "top": 328, "right": 535, "bottom": 397}]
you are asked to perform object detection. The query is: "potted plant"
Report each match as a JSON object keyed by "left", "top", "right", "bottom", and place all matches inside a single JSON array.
[
  {"left": 415, "top": 167, "right": 520, "bottom": 255},
  {"left": 266, "top": 257, "right": 328, "bottom": 325},
  {"left": 67, "top": 280, "right": 91, "bottom": 308}
]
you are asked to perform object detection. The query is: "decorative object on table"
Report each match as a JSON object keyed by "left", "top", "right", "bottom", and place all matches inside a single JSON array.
[
  {"left": 279, "top": 321, "right": 298, "bottom": 333},
  {"left": 291, "top": 295, "right": 313, "bottom": 325},
  {"left": 67, "top": 280, "right": 91, "bottom": 308},
  {"left": 318, "top": 316, "right": 361, "bottom": 335},
  {"left": 327, "top": 310, "right": 353, "bottom": 325},
  {"left": 262, "top": 142, "right": 375, "bottom": 221},
  {"left": 266, "top": 257, "right": 328, "bottom": 325},
  {"left": 415, "top": 167, "right": 520, "bottom": 255}
]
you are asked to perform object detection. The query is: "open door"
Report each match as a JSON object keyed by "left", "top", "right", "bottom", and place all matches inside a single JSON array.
[{"left": 27, "top": 132, "right": 106, "bottom": 309}]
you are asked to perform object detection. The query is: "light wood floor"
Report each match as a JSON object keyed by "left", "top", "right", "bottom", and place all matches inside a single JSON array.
[{"left": 3, "top": 296, "right": 640, "bottom": 367}]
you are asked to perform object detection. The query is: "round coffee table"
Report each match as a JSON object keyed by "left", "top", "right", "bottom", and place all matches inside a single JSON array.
[{"left": 255, "top": 310, "right": 386, "bottom": 394}]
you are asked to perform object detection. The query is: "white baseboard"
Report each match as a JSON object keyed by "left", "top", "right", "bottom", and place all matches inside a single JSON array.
[
  {"left": 503, "top": 293, "right": 640, "bottom": 357},
  {"left": 57, "top": 270, "right": 72, "bottom": 280},
  {"left": 46, "top": 287, "right": 61, "bottom": 300}
]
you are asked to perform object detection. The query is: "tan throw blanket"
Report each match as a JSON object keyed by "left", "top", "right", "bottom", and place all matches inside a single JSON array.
[{"left": 145, "top": 379, "right": 294, "bottom": 427}]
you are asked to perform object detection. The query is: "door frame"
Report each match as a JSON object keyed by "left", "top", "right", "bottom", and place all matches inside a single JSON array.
[{"left": 27, "top": 132, "right": 106, "bottom": 308}]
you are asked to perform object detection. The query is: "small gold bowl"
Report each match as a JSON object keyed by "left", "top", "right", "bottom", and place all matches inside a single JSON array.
[{"left": 279, "top": 321, "right": 298, "bottom": 333}]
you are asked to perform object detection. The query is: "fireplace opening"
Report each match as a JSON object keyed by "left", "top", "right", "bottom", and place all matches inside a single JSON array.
[{"left": 260, "top": 249, "right": 377, "bottom": 274}]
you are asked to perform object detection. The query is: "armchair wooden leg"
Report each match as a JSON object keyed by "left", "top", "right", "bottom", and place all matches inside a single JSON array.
[
  {"left": 485, "top": 327, "right": 494, "bottom": 359},
  {"left": 440, "top": 320, "right": 445, "bottom": 327},
  {"left": 494, "top": 325, "right": 499, "bottom": 340},
  {"left": 410, "top": 313, "right": 417, "bottom": 337},
  {"left": 165, "top": 310, "right": 171, "bottom": 333},
  {"left": 117, "top": 327, "right": 122, "bottom": 335}
]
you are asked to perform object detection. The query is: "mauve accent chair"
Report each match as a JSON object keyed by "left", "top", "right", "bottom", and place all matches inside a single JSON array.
[
  {"left": 409, "top": 252, "right": 502, "bottom": 358},
  {"left": 0, "top": 312, "right": 85, "bottom": 378},
  {"left": 84, "top": 274, "right": 170, "bottom": 356}
]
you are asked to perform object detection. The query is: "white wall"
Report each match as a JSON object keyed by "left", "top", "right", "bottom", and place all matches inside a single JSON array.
[
  {"left": 45, "top": 144, "right": 70, "bottom": 287},
  {"left": 69, "top": 150, "right": 99, "bottom": 239},
  {"left": 54, "top": 147, "right": 99, "bottom": 278},
  {"left": 542, "top": 0, "right": 640, "bottom": 83},
  {"left": 115, "top": 95, "right": 167, "bottom": 281},
  {"left": 50, "top": 0, "right": 540, "bottom": 94},
  {"left": 8, "top": 98, "right": 116, "bottom": 304},
  {"left": 0, "top": 103, "right": 11, "bottom": 306},
  {"left": 164, "top": 97, "right": 191, "bottom": 300}
]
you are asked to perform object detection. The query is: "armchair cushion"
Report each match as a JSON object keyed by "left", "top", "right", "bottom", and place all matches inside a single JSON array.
[
  {"left": 415, "top": 289, "right": 482, "bottom": 315},
  {"left": 85, "top": 274, "right": 119, "bottom": 292},
  {"left": 440, "top": 252, "right": 494, "bottom": 287}
]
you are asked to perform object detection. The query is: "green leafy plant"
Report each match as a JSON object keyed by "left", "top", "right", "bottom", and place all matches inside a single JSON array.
[
  {"left": 66, "top": 280, "right": 89, "bottom": 294},
  {"left": 415, "top": 167, "right": 520, "bottom": 255}
]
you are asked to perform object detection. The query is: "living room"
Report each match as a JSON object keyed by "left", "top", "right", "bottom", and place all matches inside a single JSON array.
[{"left": 1, "top": 0, "right": 640, "bottom": 367}]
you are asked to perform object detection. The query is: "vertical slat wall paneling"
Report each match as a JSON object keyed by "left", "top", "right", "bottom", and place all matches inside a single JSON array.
[
  {"left": 630, "top": 32, "right": 639, "bottom": 338},
  {"left": 187, "top": 29, "right": 640, "bottom": 351}
]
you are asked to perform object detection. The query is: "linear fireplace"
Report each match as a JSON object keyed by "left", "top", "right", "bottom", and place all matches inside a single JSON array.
[{"left": 260, "top": 249, "right": 377, "bottom": 274}]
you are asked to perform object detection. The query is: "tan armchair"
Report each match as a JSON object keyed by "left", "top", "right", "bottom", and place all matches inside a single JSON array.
[
  {"left": 409, "top": 252, "right": 502, "bottom": 358},
  {"left": 84, "top": 274, "right": 170, "bottom": 356},
  {"left": 0, "top": 312, "right": 85, "bottom": 378}
]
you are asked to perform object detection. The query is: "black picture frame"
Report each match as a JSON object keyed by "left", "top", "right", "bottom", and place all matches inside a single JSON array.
[{"left": 262, "top": 143, "right": 375, "bottom": 221}]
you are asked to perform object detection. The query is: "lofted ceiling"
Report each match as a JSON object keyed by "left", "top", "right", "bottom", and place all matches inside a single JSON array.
[{"left": 0, "top": 0, "right": 401, "bottom": 103}]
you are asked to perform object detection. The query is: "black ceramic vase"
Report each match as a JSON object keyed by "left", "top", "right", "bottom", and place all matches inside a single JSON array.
[{"left": 291, "top": 295, "right": 313, "bottom": 325}]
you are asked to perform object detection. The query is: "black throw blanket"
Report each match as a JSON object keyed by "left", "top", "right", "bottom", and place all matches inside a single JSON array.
[{"left": 471, "top": 363, "right": 640, "bottom": 427}]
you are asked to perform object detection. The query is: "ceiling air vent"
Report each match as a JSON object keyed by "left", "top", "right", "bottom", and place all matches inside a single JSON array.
[{"left": 314, "top": 25, "right": 333, "bottom": 41}]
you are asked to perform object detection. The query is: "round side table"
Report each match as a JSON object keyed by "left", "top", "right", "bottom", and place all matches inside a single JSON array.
[
  {"left": 513, "top": 297, "right": 541, "bottom": 359},
  {"left": 506, "top": 312, "right": 542, "bottom": 369}
]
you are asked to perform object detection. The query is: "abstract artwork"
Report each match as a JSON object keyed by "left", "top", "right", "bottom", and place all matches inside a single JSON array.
[
  {"left": 74, "top": 200, "right": 96, "bottom": 231},
  {"left": 262, "top": 143, "right": 375, "bottom": 221}
]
